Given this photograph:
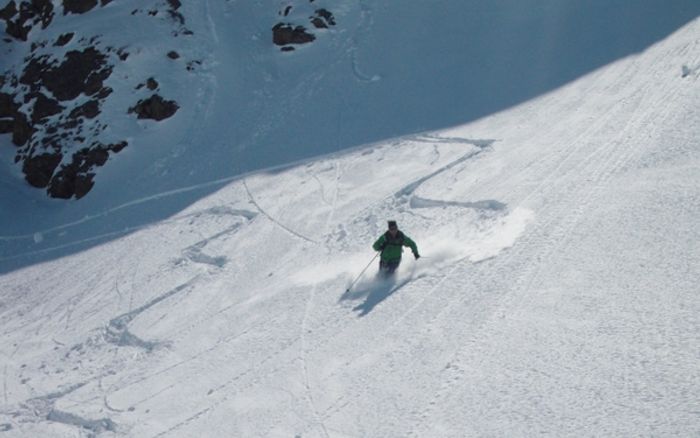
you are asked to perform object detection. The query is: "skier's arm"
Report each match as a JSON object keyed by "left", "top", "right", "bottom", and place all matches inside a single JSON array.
[
  {"left": 372, "top": 235, "right": 386, "bottom": 252},
  {"left": 403, "top": 236, "right": 419, "bottom": 258}
]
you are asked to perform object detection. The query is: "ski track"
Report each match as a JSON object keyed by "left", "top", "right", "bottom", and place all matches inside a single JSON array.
[
  {"left": 299, "top": 161, "right": 341, "bottom": 438},
  {"left": 405, "top": 52, "right": 688, "bottom": 436},
  {"left": 243, "top": 179, "right": 318, "bottom": 244},
  {"left": 146, "top": 332, "right": 304, "bottom": 437},
  {"left": 153, "top": 163, "right": 342, "bottom": 437},
  {"left": 286, "top": 147, "right": 509, "bottom": 434},
  {"left": 2, "top": 365, "right": 7, "bottom": 408},
  {"left": 349, "top": 0, "right": 379, "bottom": 83},
  {"left": 0, "top": 202, "right": 255, "bottom": 264},
  {"left": 285, "top": 46, "right": 691, "bottom": 436},
  {"left": 2, "top": 18, "right": 697, "bottom": 437},
  {"left": 6, "top": 275, "right": 205, "bottom": 432},
  {"left": 143, "top": 144, "right": 485, "bottom": 436}
]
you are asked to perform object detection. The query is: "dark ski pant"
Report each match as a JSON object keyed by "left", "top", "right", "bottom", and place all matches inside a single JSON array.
[{"left": 379, "top": 259, "right": 401, "bottom": 276}]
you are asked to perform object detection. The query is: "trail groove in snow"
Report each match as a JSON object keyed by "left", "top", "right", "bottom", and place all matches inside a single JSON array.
[
  {"left": 243, "top": 179, "right": 318, "bottom": 244},
  {"left": 406, "top": 35, "right": 696, "bottom": 436},
  {"left": 1, "top": 12, "right": 698, "bottom": 438},
  {"left": 299, "top": 162, "right": 341, "bottom": 438}
]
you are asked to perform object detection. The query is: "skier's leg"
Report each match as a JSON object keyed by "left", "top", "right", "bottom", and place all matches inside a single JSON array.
[
  {"left": 378, "top": 260, "right": 394, "bottom": 278},
  {"left": 386, "top": 260, "right": 400, "bottom": 275}
]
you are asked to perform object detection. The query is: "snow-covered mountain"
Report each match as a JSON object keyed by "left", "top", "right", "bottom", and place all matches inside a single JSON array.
[{"left": 1, "top": 1, "right": 699, "bottom": 436}]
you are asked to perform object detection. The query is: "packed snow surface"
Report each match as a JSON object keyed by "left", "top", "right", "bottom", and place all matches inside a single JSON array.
[{"left": 1, "top": 1, "right": 700, "bottom": 437}]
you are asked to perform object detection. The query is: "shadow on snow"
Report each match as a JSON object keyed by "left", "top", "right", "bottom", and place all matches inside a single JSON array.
[{"left": 340, "top": 271, "right": 413, "bottom": 317}]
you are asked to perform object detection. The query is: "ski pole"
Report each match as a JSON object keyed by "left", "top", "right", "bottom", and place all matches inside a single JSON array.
[{"left": 345, "top": 252, "right": 380, "bottom": 293}]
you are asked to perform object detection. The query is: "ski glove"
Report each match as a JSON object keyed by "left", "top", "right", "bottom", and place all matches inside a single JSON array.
[{"left": 414, "top": 253, "right": 420, "bottom": 260}]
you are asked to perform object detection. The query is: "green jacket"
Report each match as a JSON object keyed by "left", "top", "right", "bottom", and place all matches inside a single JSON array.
[{"left": 373, "top": 231, "right": 419, "bottom": 262}]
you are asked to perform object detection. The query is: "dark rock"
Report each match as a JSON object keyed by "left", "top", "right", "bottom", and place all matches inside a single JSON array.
[
  {"left": 281, "top": 46, "right": 295, "bottom": 52},
  {"left": 69, "top": 100, "right": 99, "bottom": 119},
  {"left": 18, "top": 54, "right": 49, "bottom": 90},
  {"left": 63, "top": 0, "right": 97, "bottom": 15},
  {"left": 272, "top": 23, "right": 315, "bottom": 46},
  {"left": 129, "top": 95, "right": 178, "bottom": 121},
  {"left": 23, "top": 0, "right": 54, "bottom": 28},
  {"left": 46, "top": 141, "right": 126, "bottom": 198},
  {"left": 59, "top": 118, "right": 79, "bottom": 130},
  {"left": 5, "top": 19, "right": 30, "bottom": 40},
  {"left": 310, "top": 17, "right": 325, "bottom": 29},
  {"left": 31, "top": 93, "right": 64, "bottom": 123},
  {"left": 310, "top": 8, "right": 335, "bottom": 28},
  {"left": 72, "top": 173, "right": 95, "bottom": 198},
  {"left": 48, "top": 167, "right": 95, "bottom": 199},
  {"left": 12, "top": 112, "right": 32, "bottom": 146},
  {"left": 186, "top": 60, "right": 201, "bottom": 71},
  {"left": 23, "top": 152, "right": 62, "bottom": 188},
  {"left": 54, "top": 32, "right": 74, "bottom": 46},
  {"left": 167, "top": 50, "right": 180, "bottom": 59},
  {"left": 109, "top": 140, "right": 127, "bottom": 153},
  {"left": 21, "top": 48, "right": 111, "bottom": 101},
  {"left": 168, "top": 9, "right": 184, "bottom": 25},
  {"left": 84, "top": 67, "right": 112, "bottom": 96},
  {"left": 0, "top": 119, "right": 13, "bottom": 134},
  {"left": 95, "top": 86, "right": 112, "bottom": 99},
  {"left": 0, "top": 1, "right": 17, "bottom": 20},
  {"left": 165, "top": 0, "right": 184, "bottom": 24},
  {"left": 41, "top": 134, "right": 59, "bottom": 147},
  {"left": 101, "top": 0, "right": 112, "bottom": 5},
  {"left": 0, "top": 92, "right": 18, "bottom": 117},
  {"left": 58, "top": 118, "right": 80, "bottom": 131},
  {"left": 3, "top": 0, "right": 54, "bottom": 39},
  {"left": 30, "top": 40, "right": 46, "bottom": 52},
  {"left": 146, "top": 77, "right": 158, "bottom": 90}
]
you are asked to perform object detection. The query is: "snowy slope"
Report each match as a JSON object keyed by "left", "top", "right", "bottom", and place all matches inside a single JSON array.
[
  {"left": 1, "top": 8, "right": 699, "bottom": 436},
  {"left": 3, "top": 0, "right": 700, "bottom": 273}
]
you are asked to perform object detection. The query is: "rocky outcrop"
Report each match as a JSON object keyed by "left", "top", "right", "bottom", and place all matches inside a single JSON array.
[
  {"left": 310, "top": 8, "right": 335, "bottom": 29},
  {"left": 272, "top": 1, "right": 336, "bottom": 51},
  {"left": 54, "top": 32, "right": 73, "bottom": 46},
  {"left": 31, "top": 93, "right": 64, "bottom": 123},
  {"left": 0, "top": 91, "right": 33, "bottom": 147},
  {"left": 272, "top": 23, "right": 315, "bottom": 47},
  {"left": 129, "top": 94, "right": 179, "bottom": 121},
  {"left": 63, "top": 0, "right": 97, "bottom": 15},
  {"left": 47, "top": 141, "right": 126, "bottom": 199},
  {"left": 2, "top": 42, "right": 123, "bottom": 198},
  {"left": 68, "top": 100, "right": 100, "bottom": 119},
  {"left": 1, "top": 0, "right": 54, "bottom": 41},
  {"left": 20, "top": 48, "right": 112, "bottom": 101},
  {"left": 23, "top": 152, "right": 62, "bottom": 188},
  {"left": 1, "top": 0, "right": 187, "bottom": 199}
]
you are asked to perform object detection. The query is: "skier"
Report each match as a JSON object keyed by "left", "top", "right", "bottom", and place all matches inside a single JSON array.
[{"left": 372, "top": 220, "right": 420, "bottom": 276}]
